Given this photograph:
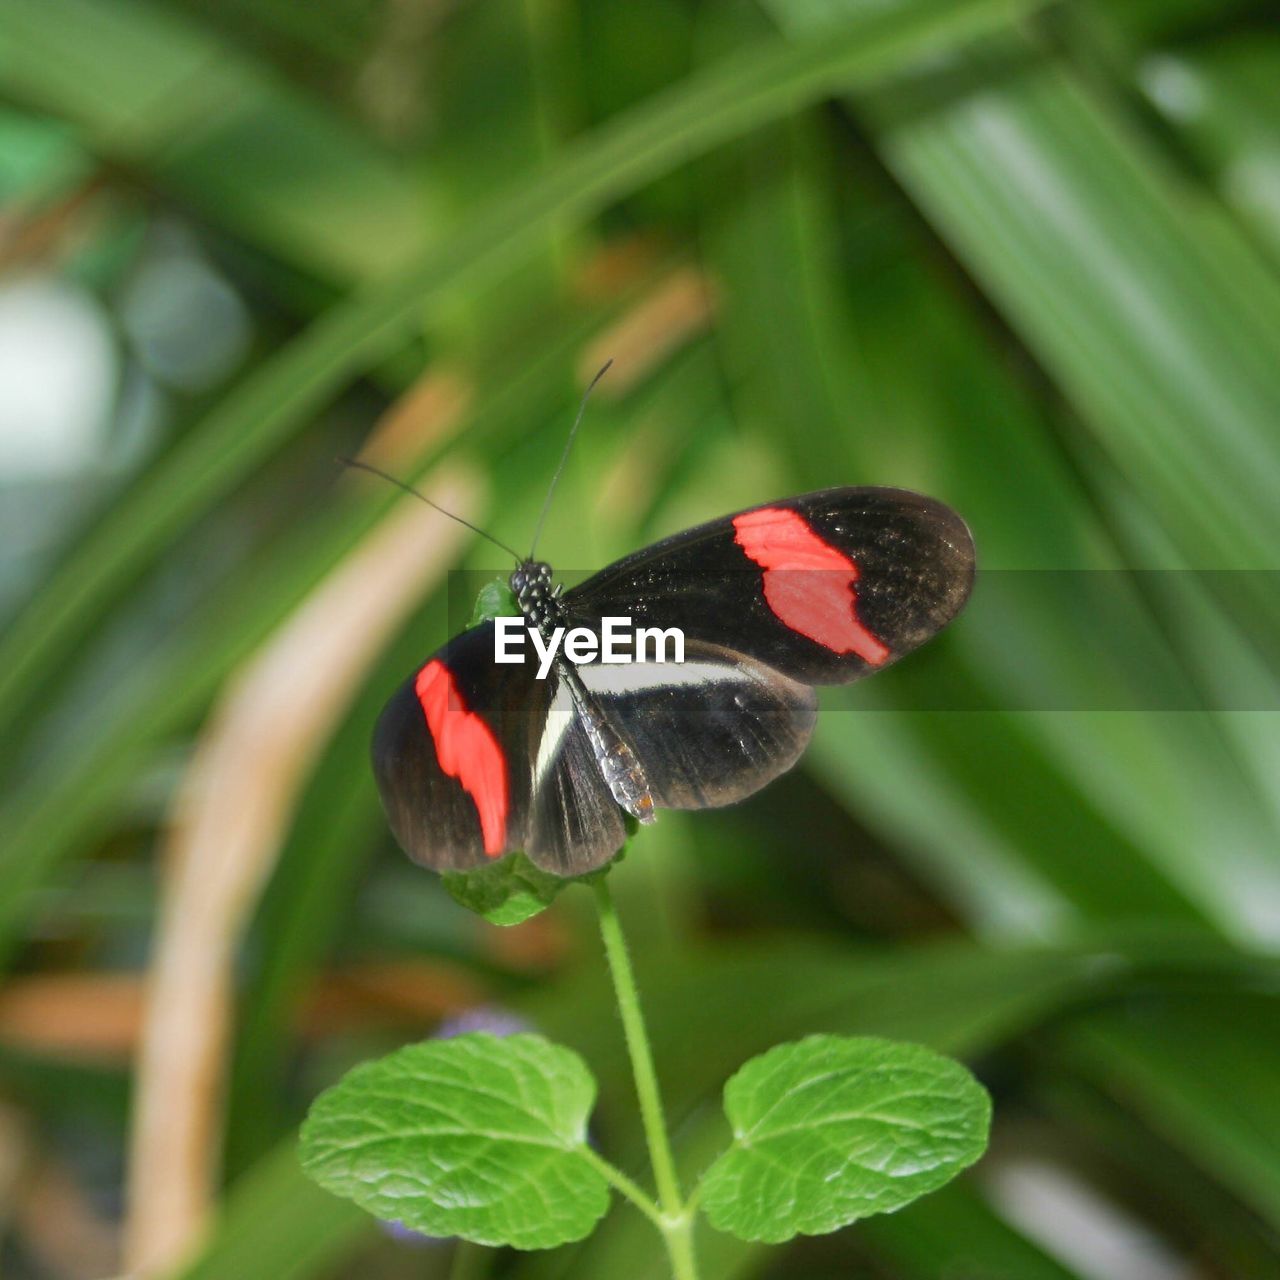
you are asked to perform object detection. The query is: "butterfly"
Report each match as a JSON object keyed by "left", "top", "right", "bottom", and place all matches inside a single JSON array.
[{"left": 361, "top": 374, "right": 974, "bottom": 879}]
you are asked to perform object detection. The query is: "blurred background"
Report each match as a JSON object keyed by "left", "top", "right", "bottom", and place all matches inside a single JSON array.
[{"left": 2, "top": 0, "right": 1280, "bottom": 1277}]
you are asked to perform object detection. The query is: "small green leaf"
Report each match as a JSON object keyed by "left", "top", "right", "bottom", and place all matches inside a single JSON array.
[
  {"left": 470, "top": 580, "right": 519, "bottom": 626},
  {"left": 299, "top": 1033, "right": 609, "bottom": 1249},
  {"left": 701, "top": 1035, "right": 991, "bottom": 1243},
  {"left": 442, "top": 852, "right": 567, "bottom": 925},
  {"left": 442, "top": 848, "right": 626, "bottom": 924}
]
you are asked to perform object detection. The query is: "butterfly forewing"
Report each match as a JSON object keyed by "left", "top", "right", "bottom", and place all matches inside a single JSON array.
[
  {"left": 564, "top": 488, "right": 974, "bottom": 686},
  {"left": 372, "top": 622, "right": 540, "bottom": 872}
]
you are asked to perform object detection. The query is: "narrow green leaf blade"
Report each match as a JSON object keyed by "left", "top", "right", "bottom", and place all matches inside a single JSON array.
[
  {"left": 0, "top": 0, "right": 1034, "bottom": 741},
  {"left": 299, "top": 1033, "right": 609, "bottom": 1249},
  {"left": 701, "top": 1035, "right": 991, "bottom": 1243},
  {"left": 175, "top": 1141, "right": 372, "bottom": 1280}
]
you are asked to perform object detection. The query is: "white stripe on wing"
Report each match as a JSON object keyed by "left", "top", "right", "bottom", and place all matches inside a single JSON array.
[
  {"left": 578, "top": 660, "right": 746, "bottom": 695},
  {"left": 532, "top": 678, "right": 577, "bottom": 789}
]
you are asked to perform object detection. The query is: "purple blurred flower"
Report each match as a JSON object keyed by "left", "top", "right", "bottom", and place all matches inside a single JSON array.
[
  {"left": 433, "top": 1006, "right": 532, "bottom": 1041},
  {"left": 379, "top": 1218, "right": 440, "bottom": 1248}
]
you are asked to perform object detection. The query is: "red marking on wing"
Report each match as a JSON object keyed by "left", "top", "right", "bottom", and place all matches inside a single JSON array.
[
  {"left": 415, "top": 660, "right": 508, "bottom": 856},
  {"left": 733, "top": 507, "right": 890, "bottom": 665}
]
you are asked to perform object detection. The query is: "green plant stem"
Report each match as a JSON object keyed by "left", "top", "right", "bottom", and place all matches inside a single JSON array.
[
  {"left": 579, "top": 1146, "right": 664, "bottom": 1227},
  {"left": 664, "top": 1215, "right": 699, "bottom": 1280},
  {"left": 592, "top": 877, "right": 683, "bottom": 1213},
  {"left": 592, "top": 876, "right": 699, "bottom": 1280}
]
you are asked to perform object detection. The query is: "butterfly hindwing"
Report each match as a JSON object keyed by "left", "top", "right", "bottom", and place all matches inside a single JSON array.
[
  {"left": 564, "top": 487, "right": 974, "bottom": 686},
  {"left": 525, "top": 675, "right": 628, "bottom": 875},
  {"left": 578, "top": 640, "right": 818, "bottom": 809}
]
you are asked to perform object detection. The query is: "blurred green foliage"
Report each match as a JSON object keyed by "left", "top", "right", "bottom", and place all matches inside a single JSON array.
[{"left": 1, "top": 0, "right": 1279, "bottom": 1277}]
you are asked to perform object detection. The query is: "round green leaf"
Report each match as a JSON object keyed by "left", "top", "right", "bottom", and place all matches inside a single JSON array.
[
  {"left": 299, "top": 1033, "right": 609, "bottom": 1249},
  {"left": 701, "top": 1035, "right": 991, "bottom": 1243}
]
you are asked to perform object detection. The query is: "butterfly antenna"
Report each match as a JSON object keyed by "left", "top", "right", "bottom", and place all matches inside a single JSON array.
[
  {"left": 528, "top": 359, "right": 613, "bottom": 561},
  {"left": 338, "top": 456, "right": 523, "bottom": 563}
]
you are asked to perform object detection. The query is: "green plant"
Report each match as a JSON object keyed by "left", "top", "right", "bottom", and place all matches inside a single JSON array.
[
  {"left": 299, "top": 590, "right": 990, "bottom": 1278},
  {"left": 3, "top": 0, "right": 1280, "bottom": 1276},
  {"left": 302, "top": 877, "right": 989, "bottom": 1278}
]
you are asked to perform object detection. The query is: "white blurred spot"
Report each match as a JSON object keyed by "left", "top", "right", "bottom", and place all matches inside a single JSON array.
[
  {"left": 986, "top": 1157, "right": 1194, "bottom": 1280},
  {"left": 1138, "top": 56, "right": 1207, "bottom": 122},
  {"left": 121, "top": 249, "right": 250, "bottom": 392},
  {"left": 0, "top": 276, "right": 115, "bottom": 476}
]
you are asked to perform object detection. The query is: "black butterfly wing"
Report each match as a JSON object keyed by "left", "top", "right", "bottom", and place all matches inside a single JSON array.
[
  {"left": 524, "top": 675, "right": 628, "bottom": 875},
  {"left": 372, "top": 622, "right": 535, "bottom": 873},
  {"left": 372, "top": 622, "right": 627, "bottom": 876},
  {"left": 575, "top": 640, "right": 817, "bottom": 809},
  {"left": 373, "top": 486, "right": 973, "bottom": 873},
  {"left": 563, "top": 487, "right": 974, "bottom": 686}
]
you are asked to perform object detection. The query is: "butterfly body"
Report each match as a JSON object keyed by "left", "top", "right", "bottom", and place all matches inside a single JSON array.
[
  {"left": 510, "top": 559, "right": 657, "bottom": 824},
  {"left": 373, "top": 487, "right": 974, "bottom": 878}
]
